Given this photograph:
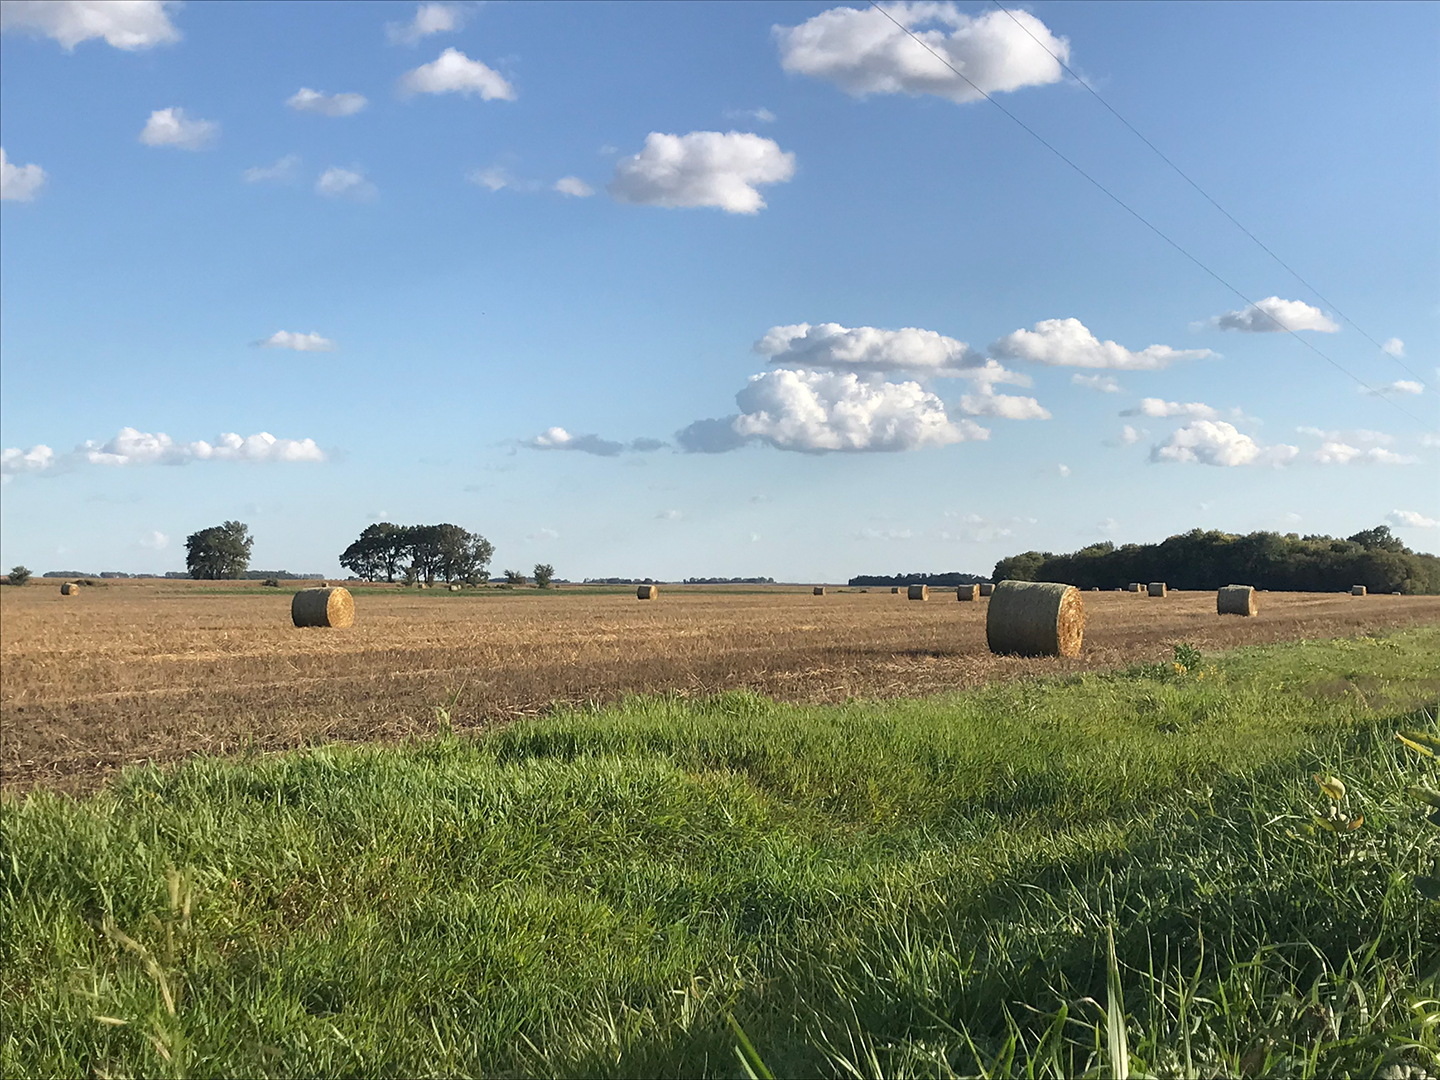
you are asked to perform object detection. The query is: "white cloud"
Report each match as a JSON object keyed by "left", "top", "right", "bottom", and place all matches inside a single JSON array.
[
  {"left": 608, "top": 131, "right": 795, "bottom": 214},
  {"left": 755, "top": 322, "right": 1006, "bottom": 378},
  {"left": 1382, "top": 337, "right": 1405, "bottom": 358},
  {"left": 1387, "top": 510, "right": 1437, "bottom": 529},
  {"left": 467, "top": 166, "right": 530, "bottom": 192},
  {"left": 1210, "top": 296, "right": 1339, "bottom": 333},
  {"left": 775, "top": 3, "right": 1067, "bottom": 104},
  {"left": 527, "top": 427, "right": 662, "bottom": 457},
  {"left": 1, "top": 0, "right": 179, "bottom": 50},
  {"left": 657, "top": 509, "right": 684, "bottom": 521},
  {"left": 1097, "top": 517, "right": 1120, "bottom": 536},
  {"left": 1296, "top": 426, "right": 1393, "bottom": 446},
  {"left": 527, "top": 527, "right": 560, "bottom": 541},
  {"left": 1057, "top": 464, "right": 1070, "bottom": 477},
  {"left": 724, "top": 106, "right": 777, "bottom": 123},
  {"left": 242, "top": 154, "right": 300, "bottom": 183},
  {"left": 1, "top": 443, "right": 56, "bottom": 477},
  {"left": 1113, "top": 424, "right": 1140, "bottom": 446},
  {"left": 1071, "top": 373, "right": 1120, "bottom": 393},
  {"left": 1122, "top": 398, "right": 1218, "bottom": 420},
  {"left": 1312, "top": 442, "right": 1418, "bottom": 466},
  {"left": 138, "top": 530, "right": 169, "bottom": 550},
  {"left": 399, "top": 47, "right": 515, "bottom": 100},
  {"left": 940, "top": 513, "right": 1017, "bottom": 543},
  {"left": 1422, "top": 433, "right": 1440, "bottom": 449},
  {"left": 553, "top": 176, "right": 594, "bottom": 197},
  {"left": 80, "top": 428, "right": 325, "bottom": 466},
  {"left": 287, "top": 88, "right": 367, "bottom": 117},
  {"left": 958, "top": 384, "right": 1050, "bottom": 420},
  {"left": 316, "top": 166, "right": 377, "bottom": 201},
  {"left": 677, "top": 369, "right": 987, "bottom": 453},
  {"left": 386, "top": 2, "right": 467, "bottom": 45},
  {"left": 992, "top": 318, "right": 1212, "bottom": 370},
  {"left": 1365, "top": 379, "right": 1423, "bottom": 396},
  {"left": 857, "top": 527, "right": 913, "bottom": 541},
  {"left": 1151, "top": 420, "right": 1297, "bottom": 467},
  {"left": 260, "top": 330, "right": 335, "bottom": 352},
  {"left": 139, "top": 107, "right": 218, "bottom": 150},
  {"left": 0, "top": 147, "right": 45, "bottom": 201}
]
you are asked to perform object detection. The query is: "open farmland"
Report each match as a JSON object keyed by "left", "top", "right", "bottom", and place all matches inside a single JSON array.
[{"left": 3, "top": 580, "right": 1438, "bottom": 793}]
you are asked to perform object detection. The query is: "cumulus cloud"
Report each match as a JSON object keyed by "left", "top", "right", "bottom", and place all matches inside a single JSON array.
[
  {"left": 1382, "top": 338, "right": 1405, "bottom": 358},
  {"left": 1210, "top": 296, "right": 1339, "bottom": 333},
  {"left": 259, "top": 330, "right": 335, "bottom": 352},
  {"left": 467, "top": 166, "right": 533, "bottom": 192},
  {"left": 1104, "top": 424, "right": 1142, "bottom": 448},
  {"left": 754, "top": 322, "right": 1007, "bottom": 379},
  {"left": 957, "top": 384, "right": 1051, "bottom": 420},
  {"left": 316, "top": 166, "right": 377, "bottom": 201},
  {"left": 242, "top": 154, "right": 300, "bottom": 183},
  {"left": 1071, "top": 373, "right": 1120, "bottom": 393},
  {"left": 1, "top": 0, "right": 180, "bottom": 50},
  {"left": 1312, "top": 442, "right": 1418, "bottom": 466},
  {"left": 677, "top": 369, "right": 987, "bottom": 453},
  {"left": 138, "top": 530, "right": 169, "bottom": 550},
  {"left": 608, "top": 131, "right": 795, "bottom": 214},
  {"left": 1364, "top": 379, "right": 1424, "bottom": 396},
  {"left": 287, "top": 88, "right": 367, "bottom": 117},
  {"left": 553, "top": 176, "right": 594, "bottom": 197},
  {"left": 1150, "top": 420, "right": 1297, "bottom": 467},
  {"left": 139, "top": 107, "right": 218, "bottom": 149},
  {"left": 992, "top": 318, "right": 1212, "bottom": 370},
  {"left": 1296, "top": 426, "right": 1393, "bottom": 446},
  {"left": 0, "top": 147, "right": 45, "bottom": 201},
  {"left": 2, "top": 428, "right": 325, "bottom": 477},
  {"left": 386, "top": 2, "right": 467, "bottom": 45},
  {"left": 1122, "top": 398, "right": 1218, "bottom": 420},
  {"left": 1387, "top": 510, "right": 1437, "bottom": 529},
  {"left": 399, "top": 48, "right": 515, "bottom": 99},
  {"left": 527, "top": 427, "right": 663, "bottom": 457},
  {"left": 775, "top": 3, "right": 1067, "bottom": 104}
]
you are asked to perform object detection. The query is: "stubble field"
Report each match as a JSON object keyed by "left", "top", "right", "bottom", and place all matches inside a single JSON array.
[{"left": 4, "top": 579, "right": 1438, "bottom": 793}]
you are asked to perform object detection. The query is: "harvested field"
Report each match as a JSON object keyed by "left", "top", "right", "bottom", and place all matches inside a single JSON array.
[{"left": 3, "top": 580, "right": 1437, "bottom": 793}]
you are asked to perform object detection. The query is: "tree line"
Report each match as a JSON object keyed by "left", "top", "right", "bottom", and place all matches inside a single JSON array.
[
  {"left": 992, "top": 526, "right": 1440, "bottom": 594},
  {"left": 848, "top": 571, "right": 989, "bottom": 587},
  {"left": 339, "top": 523, "right": 495, "bottom": 585}
]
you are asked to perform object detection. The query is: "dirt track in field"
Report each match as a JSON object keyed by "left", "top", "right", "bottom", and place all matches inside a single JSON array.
[{"left": 4, "top": 580, "right": 1438, "bottom": 793}]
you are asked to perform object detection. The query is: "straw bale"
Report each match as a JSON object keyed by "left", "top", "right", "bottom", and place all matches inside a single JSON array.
[
  {"left": 891, "top": 587, "right": 900, "bottom": 594},
  {"left": 291, "top": 586, "right": 355, "bottom": 628},
  {"left": 986, "top": 580, "right": 1084, "bottom": 658},
  {"left": 1217, "top": 584, "right": 1258, "bottom": 616},
  {"left": 1126, "top": 583, "right": 1143, "bottom": 593},
  {"left": 956, "top": 584, "right": 979, "bottom": 601},
  {"left": 813, "top": 586, "right": 826, "bottom": 596},
  {"left": 449, "top": 583, "right": 462, "bottom": 592},
  {"left": 1147, "top": 582, "right": 1167, "bottom": 597},
  {"left": 979, "top": 583, "right": 994, "bottom": 597},
  {"left": 60, "top": 582, "right": 79, "bottom": 596},
  {"left": 907, "top": 584, "right": 929, "bottom": 601},
  {"left": 1351, "top": 585, "right": 1366, "bottom": 596},
  {"left": 637, "top": 584, "right": 658, "bottom": 600}
]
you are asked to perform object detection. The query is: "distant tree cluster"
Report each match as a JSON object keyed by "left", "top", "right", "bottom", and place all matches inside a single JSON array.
[
  {"left": 848, "top": 571, "right": 989, "bottom": 587},
  {"left": 583, "top": 577, "right": 663, "bottom": 585},
  {"left": 683, "top": 577, "right": 776, "bottom": 585},
  {"left": 339, "top": 523, "right": 495, "bottom": 585},
  {"left": 186, "top": 521, "right": 254, "bottom": 580},
  {"left": 992, "top": 527, "right": 1440, "bottom": 594}
]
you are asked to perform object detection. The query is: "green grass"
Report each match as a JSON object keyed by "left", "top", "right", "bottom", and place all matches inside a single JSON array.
[{"left": 3, "top": 629, "right": 1438, "bottom": 1078}]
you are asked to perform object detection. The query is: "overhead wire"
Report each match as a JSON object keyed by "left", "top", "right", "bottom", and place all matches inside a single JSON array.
[
  {"left": 864, "top": 0, "right": 1428, "bottom": 428},
  {"left": 988, "top": 0, "right": 1433, "bottom": 393}
]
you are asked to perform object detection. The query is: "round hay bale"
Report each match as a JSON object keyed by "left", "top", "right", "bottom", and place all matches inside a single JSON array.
[
  {"left": 60, "top": 582, "right": 79, "bottom": 596},
  {"left": 262, "top": 579, "right": 280, "bottom": 588},
  {"left": 813, "top": 586, "right": 826, "bottom": 596},
  {"left": 1351, "top": 585, "right": 1366, "bottom": 596},
  {"left": 891, "top": 586, "right": 900, "bottom": 594},
  {"left": 956, "top": 584, "right": 979, "bottom": 601},
  {"left": 1217, "top": 584, "right": 1257, "bottom": 616},
  {"left": 637, "top": 584, "right": 657, "bottom": 600},
  {"left": 1147, "top": 582, "right": 1167, "bottom": 598},
  {"left": 291, "top": 586, "right": 355, "bottom": 628},
  {"left": 978, "top": 583, "right": 994, "bottom": 597},
  {"left": 449, "top": 583, "right": 462, "bottom": 592},
  {"left": 1126, "top": 583, "right": 1144, "bottom": 593},
  {"left": 907, "top": 584, "right": 929, "bottom": 601},
  {"left": 986, "top": 580, "right": 1084, "bottom": 658}
]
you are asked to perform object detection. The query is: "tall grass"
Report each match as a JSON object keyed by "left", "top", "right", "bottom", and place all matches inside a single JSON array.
[{"left": 3, "top": 629, "right": 1438, "bottom": 1078}]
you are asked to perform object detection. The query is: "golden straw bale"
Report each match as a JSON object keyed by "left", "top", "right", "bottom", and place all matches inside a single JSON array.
[
  {"left": 291, "top": 586, "right": 355, "bottom": 628},
  {"left": 60, "top": 582, "right": 79, "bottom": 596},
  {"left": 979, "top": 583, "right": 994, "bottom": 597},
  {"left": 891, "top": 587, "right": 900, "bottom": 594},
  {"left": 1147, "top": 582, "right": 1167, "bottom": 597},
  {"left": 813, "top": 586, "right": 826, "bottom": 596},
  {"left": 449, "top": 583, "right": 462, "bottom": 592},
  {"left": 1351, "top": 585, "right": 1366, "bottom": 596},
  {"left": 986, "top": 580, "right": 1084, "bottom": 657},
  {"left": 637, "top": 584, "right": 658, "bottom": 600},
  {"left": 907, "top": 584, "right": 929, "bottom": 601},
  {"left": 1217, "top": 584, "right": 1258, "bottom": 616},
  {"left": 956, "top": 584, "right": 979, "bottom": 601}
]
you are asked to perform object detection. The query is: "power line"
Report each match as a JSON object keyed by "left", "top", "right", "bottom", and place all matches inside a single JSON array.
[
  {"left": 988, "top": 0, "right": 1433, "bottom": 392},
  {"left": 864, "top": 1, "right": 1427, "bottom": 428}
]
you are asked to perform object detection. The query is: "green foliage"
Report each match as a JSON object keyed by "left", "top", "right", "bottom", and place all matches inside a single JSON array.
[
  {"left": 993, "top": 526, "right": 1440, "bottom": 593},
  {"left": 6, "top": 565, "right": 31, "bottom": 586},
  {"left": 183, "top": 520, "right": 253, "bottom": 580},
  {"left": 533, "top": 563, "right": 555, "bottom": 588},
  {"left": 339, "top": 523, "right": 493, "bottom": 584},
  {"left": 503, "top": 568, "right": 527, "bottom": 585},
  {"left": 3, "top": 629, "right": 1438, "bottom": 1078}
]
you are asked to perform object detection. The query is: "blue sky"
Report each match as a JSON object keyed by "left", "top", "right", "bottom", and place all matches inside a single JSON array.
[{"left": 2, "top": 0, "right": 1436, "bottom": 580}]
